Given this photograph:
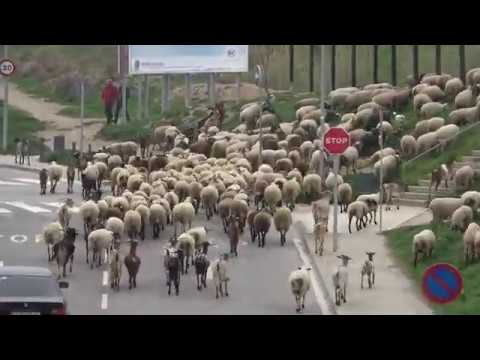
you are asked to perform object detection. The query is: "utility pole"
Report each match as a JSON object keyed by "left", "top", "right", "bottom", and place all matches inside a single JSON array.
[
  {"left": 80, "top": 79, "right": 85, "bottom": 154},
  {"left": 2, "top": 45, "right": 8, "bottom": 151},
  {"left": 319, "top": 45, "right": 326, "bottom": 187},
  {"left": 379, "top": 110, "right": 384, "bottom": 232}
]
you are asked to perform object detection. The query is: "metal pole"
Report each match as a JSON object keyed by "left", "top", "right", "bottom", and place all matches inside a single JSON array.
[
  {"left": 351, "top": 45, "right": 357, "bottom": 87},
  {"left": 2, "top": 45, "right": 8, "bottom": 151},
  {"left": 289, "top": 45, "right": 294, "bottom": 91},
  {"left": 319, "top": 45, "right": 326, "bottom": 189},
  {"left": 80, "top": 79, "right": 85, "bottom": 154},
  {"left": 236, "top": 73, "right": 241, "bottom": 104},
  {"left": 331, "top": 45, "right": 336, "bottom": 90},
  {"left": 144, "top": 75, "right": 150, "bottom": 122},
  {"left": 333, "top": 156, "right": 340, "bottom": 252},
  {"left": 373, "top": 45, "right": 379, "bottom": 83},
  {"left": 309, "top": 45, "right": 314, "bottom": 93},
  {"left": 185, "top": 73, "right": 192, "bottom": 108},
  {"left": 137, "top": 78, "right": 142, "bottom": 121},
  {"left": 117, "top": 45, "right": 121, "bottom": 75},
  {"left": 459, "top": 45, "right": 466, "bottom": 84},
  {"left": 379, "top": 110, "right": 384, "bottom": 233},
  {"left": 209, "top": 73, "right": 216, "bottom": 105}
]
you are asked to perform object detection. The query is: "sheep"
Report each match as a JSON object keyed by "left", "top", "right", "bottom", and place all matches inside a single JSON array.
[
  {"left": 312, "top": 191, "right": 331, "bottom": 226},
  {"left": 325, "top": 172, "right": 343, "bottom": 192},
  {"left": 94, "top": 161, "right": 108, "bottom": 190},
  {"left": 374, "top": 154, "right": 400, "bottom": 184},
  {"left": 427, "top": 117, "right": 445, "bottom": 132},
  {"left": 127, "top": 174, "right": 144, "bottom": 193},
  {"left": 357, "top": 194, "right": 379, "bottom": 225},
  {"left": 289, "top": 265, "right": 312, "bottom": 313},
  {"left": 42, "top": 222, "right": 65, "bottom": 262},
  {"left": 377, "top": 121, "right": 394, "bottom": 137},
  {"left": 112, "top": 196, "right": 130, "bottom": 218},
  {"left": 107, "top": 154, "right": 123, "bottom": 171},
  {"left": 413, "top": 93, "right": 432, "bottom": 112},
  {"left": 400, "top": 135, "right": 417, "bottom": 158},
  {"left": 149, "top": 204, "right": 167, "bottom": 239},
  {"left": 135, "top": 204, "right": 150, "bottom": 241},
  {"left": 273, "top": 207, "right": 292, "bottom": 246},
  {"left": 124, "top": 210, "right": 142, "bottom": 241},
  {"left": 412, "top": 229, "right": 436, "bottom": 267},
  {"left": 47, "top": 161, "right": 63, "bottom": 194},
  {"left": 303, "top": 174, "right": 323, "bottom": 200},
  {"left": 361, "top": 252, "right": 376, "bottom": 289},
  {"left": 445, "top": 78, "right": 464, "bottom": 101},
  {"left": 282, "top": 179, "right": 301, "bottom": 211},
  {"left": 448, "top": 103, "right": 480, "bottom": 126},
  {"left": 87, "top": 229, "right": 114, "bottom": 269},
  {"left": 464, "top": 222, "right": 480, "bottom": 264},
  {"left": 340, "top": 146, "right": 359, "bottom": 175},
  {"left": 309, "top": 149, "right": 326, "bottom": 175},
  {"left": 109, "top": 249, "right": 122, "bottom": 291},
  {"left": 230, "top": 199, "right": 248, "bottom": 233},
  {"left": 79, "top": 200, "right": 100, "bottom": 254},
  {"left": 455, "top": 88, "right": 477, "bottom": 109},
  {"left": 429, "top": 197, "right": 463, "bottom": 223},
  {"left": 240, "top": 104, "right": 262, "bottom": 130},
  {"left": 186, "top": 227, "right": 209, "bottom": 254},
  {"left": 370, "top": 147, "right": 396, "bottom": 165},
  {"left": 264, "top": 183, "right": 282, "bottom": 213},
  {"left": 455, "top": 165, "right": 475, "bottom": 191},
  {"left": 200, "top": 185, "right": 219, "bottom": 220},
  {"left": 420, "top": 102, "right": 447, "bottom": 119},
  {"left": 338, "top": 183, "right": 353, "bottom": 213},
  {"left": 416, "top": 132, "right": 438, "bottom": 154},
  {"left": 451, "top": 205, "right": 473, "bottom": 232},
  {"left": 345, "top": 90, "right": 374, "bottom": 111},
  {"left": 96, "top": 199, "right": 109, "bottom": 225},
  {"left": 347, "top": 201, "right": 369, "bottom": 234},
  {"left": 211, "top": 254, "right": 230, "bottom": 299},
  {"left": 275, "top": 158, "right": 293, "bottom": 174},
  {"left": 420, "top": 85, "right": 445, "bottom": 102},
  {"left": 57, "top": 199, "right": 74, "bottom": 230},
  {"left": 461, "top": 191, "right": 480, "bottom": 211},
  {"left": 177, "top": 232, "right": 195, "bottom": 274},
  {"left": 313, "top": 221, "right": 328, "bottom": 256},
  {"left": 105, "top": 217, "right": 124, "bottom": 246},
  {"left": 296, "top": 105, "right": 317, "bottom": 121},
  {"left": 254, "top": 211, "right": 272, "bottom": 248},
  {"left": 383, "top": 182, "right": 400, "bottom": 211},
  {"left": 172, "top": 201, "right": 195, "bottom": 237},
  {"left": 332, "top": 255, "right": 351, "bottom": 306}
]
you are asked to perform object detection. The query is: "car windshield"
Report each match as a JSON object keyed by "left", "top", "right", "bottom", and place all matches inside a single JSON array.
[{"left": 0, "top": 275, "right": 60, "bottom": 298}]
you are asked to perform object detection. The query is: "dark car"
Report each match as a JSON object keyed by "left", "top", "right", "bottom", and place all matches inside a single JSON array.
[{"left": 0, "top": 266, "right": 69, "bottom": 315}]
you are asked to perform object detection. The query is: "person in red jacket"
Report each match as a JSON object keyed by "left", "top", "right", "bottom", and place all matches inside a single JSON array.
[{"left": 101, "top": 79, "right": 118, "bottom": 125}]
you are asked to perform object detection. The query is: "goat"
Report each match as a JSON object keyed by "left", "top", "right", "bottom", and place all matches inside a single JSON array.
[
  {"left": 110, "top": 248, "right": 122, "bottom": 291},
  {"left": 361, "top": 252, "right": 375, "bottom": 289},
  {"left": 313, "top": 221, "right": 328, "bottom": 256},
  {"left": 67, "top": 165, "right": 75, "bottom": 194},
  {"left": 194, "top": 251, "right": 210, "bottom": 291},
  {"left": 39, "top": 169, "right": 48, "bottom": 195},
  {"left": 52, "top": 228, "right": 78, "bottom": 280},
  {"left": 228, "top": 215, "right": 241, "bottom": 257},
  {"left": 212, "top": 254, "right": 230, "bottom": 299},
  {"left": 332, "top": 255, "right": 351, "bottom": 306},
  {"left": 165, "top": 247, "right": 181, "bottom": 296}
]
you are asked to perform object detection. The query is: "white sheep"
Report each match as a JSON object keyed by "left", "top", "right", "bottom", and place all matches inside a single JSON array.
[
  {"left": 105, "top": 217, "right": 124, "bottom": 243},
  {"left": 429, "top": 197, "right": 463, "bottom": 223},
  {"left": 325, "top": 172, "right": 343, "bottom": 192},
  {"left": 282, "top": 179, "right": 301, "bottom": 211},
  {"left": 79, "top": 200, "right": 100, "bottom": 241},
  {"left": 449, "top": 103, "right": 480, "bottom": 125},
  {"left": 340, "top": 146, "right": 359, "bottom": 175},
  {"left": 461, "top": 191, "right": 480, "bottom": 211},
  {"left": 416, "top": 132, "right": 438, "bottom": 154},
  {"left": 210, "top": 255, "right": 230, "bottom": 299},
  {"left": 412, "top": 229, "right": 436, "bottom": 267},
  {"left": 149, "top": 204, "right": 167, "bottom": 239},
  {"left": 370, "top": 147, "right": 396, "bottom": 164},
  {"left": 374, "top": 154, "right": 400, "bottom": 183},
  {"left": 172, "top": 201, "right": 195, "bottom": 236},
  {"left": 264, "top": 183, "right": 282, "bottom": 212},
  {"left": 289, "top": 265, "right": 312, "bottom": 313},
  {"left": 420, "top": 102, "right": 447, "bottom": 119},
  {"left": 445, "top": 78, "right": 464, "bottom": 101},
  {"left": 177, "top": 232, "right": 195, "bottom": 274},
  {"left": 186, "top": 226, "right": 209, "bottom": 252},
  {"left": 455, "top": 89, "right": 476, "bottom": 109},
  {"left": 455, "top": 165, "right": 475, "bottom": 191},
  {"left": 400, "top": 135, "right": 417, "bottom": 158},
  {"left": 427, "top": 117, "right": 445, "bottom": 132},
  {"left": 200, "top": 185, "right": 219, "bottom": 220},
  {"left": 303, "top": 174, "right": 323, "bottom": 199},
  {"left": 124, "top": 209, "right": 142, "bottom": 241},
  {"left": 107, "top": 154, "right": 123, "bottom": 171},
  {"left": 464, "top": 223, "right": 480, "bottom": 264},
  {"left": 451, "top": 205, "right": 473, "bottom": 232},
  {"left": 42, "top": 222, "right": 64, "bottom": 262},
  {"left": 273, "top": 207, "right": 292, "bottom": 246},
  {"left": 332, "top": 255, "right": 351, "bottom": 306},
  {"left": 338, "top": 183, "right": 353, "bottom": 213},
  {"left": 87, "top": 229, "right": 114, "bottom": 269},
  {"left": 356, "top": 193, "right": 379, "bottom": 225},
  {"left": 347, "top": 201, "right": 369, "bottom": 234},
  {"left": 47, "top": 161, "right": 63, "bottom": 194},
  {"left": 135, "top": 204, "right": 150, "bottom": 241}
]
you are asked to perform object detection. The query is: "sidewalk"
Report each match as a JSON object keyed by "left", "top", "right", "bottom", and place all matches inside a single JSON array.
[
  {"left": 0, "top": 155, "right": 47, "bottom": 173},
  {"left": 292, "top": 204, "right": 433, "bottom": 315}
]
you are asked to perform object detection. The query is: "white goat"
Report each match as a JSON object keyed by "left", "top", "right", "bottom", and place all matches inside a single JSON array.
[
  {"left": 332, "top": 255, "right": 351, "bottom": 306},
  {"left": 361, "top": 252, "right": 375, "bottom": 289}
]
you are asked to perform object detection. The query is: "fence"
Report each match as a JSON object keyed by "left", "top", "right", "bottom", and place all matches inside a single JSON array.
[{"left": 400, "top": 121, "right": 480, "bottom": 186}]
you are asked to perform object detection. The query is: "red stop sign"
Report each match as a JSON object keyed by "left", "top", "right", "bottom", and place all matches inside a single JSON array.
[{"left": 323, "top": 127, "right": 350, "bottom": 155}]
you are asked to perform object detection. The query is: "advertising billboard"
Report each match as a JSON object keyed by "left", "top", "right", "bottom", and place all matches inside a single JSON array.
[{"left": 128, "top": 45, "right": 249, "bottom": 75}]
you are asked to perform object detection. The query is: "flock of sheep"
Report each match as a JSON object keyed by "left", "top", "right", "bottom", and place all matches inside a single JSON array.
[{"left": 35, "top": 65, "right": 480, "bottom": 313}]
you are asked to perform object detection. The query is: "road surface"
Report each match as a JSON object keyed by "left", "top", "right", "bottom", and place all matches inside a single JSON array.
[{"left": 0, "top": 168, "right": 322, "bottom": 315}]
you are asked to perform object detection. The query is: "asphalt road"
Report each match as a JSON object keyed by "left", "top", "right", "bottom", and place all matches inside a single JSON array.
[{"left": 0, "top": 168, "right": 322, "bottom": 315}]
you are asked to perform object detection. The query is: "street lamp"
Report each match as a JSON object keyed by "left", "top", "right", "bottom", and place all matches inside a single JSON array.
[
  {"left": 256, "top": 65, "right": 266, "bottom": 166},
  {"left": 378, "top": 110, "right": 384, "bottom": 232}
]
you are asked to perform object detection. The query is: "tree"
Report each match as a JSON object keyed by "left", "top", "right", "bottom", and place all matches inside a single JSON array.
[{"left": 252, "top": 45, "right": 278, "bottom": 89}]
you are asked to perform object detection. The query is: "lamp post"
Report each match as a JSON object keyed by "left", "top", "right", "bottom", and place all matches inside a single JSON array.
[{"left": 256, "top": 65, "right": 265, "bottom": 166}]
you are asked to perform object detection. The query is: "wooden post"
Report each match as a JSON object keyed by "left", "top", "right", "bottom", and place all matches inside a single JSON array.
[
  {"left": 289, "top": 45, "right": 294, "bottom": 90},
  {"left": 309, "top": 45, "right": 314, "bottom": 93},
  {"left": 331, "top": 45, "right": 336, "bottom": 90},
  {"left": 391, "top": 45, "right": 397, "bottom": 86},
  {"left": 351, "top": 45, "right": 357, "bottom": 87},
  {"left": 373, "top": 45, "right": 379, "bottom": 83},
  {"left": 435, "top": 45, "right": 442, "bottom": 75},
  {"left": 459, "top": 45, "right": 466, "bottom": 84},
  {"left": 413, "top": 45, "right": 419, "bottom": 82}
]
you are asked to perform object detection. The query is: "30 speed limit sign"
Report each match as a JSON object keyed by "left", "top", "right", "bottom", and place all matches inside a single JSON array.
[{"left": 0, "top": 59, "right": 16, "bottom": 77}]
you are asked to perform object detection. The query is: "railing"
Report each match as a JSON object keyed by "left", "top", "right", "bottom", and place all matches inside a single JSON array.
[{"left": 400, "top": 121, "right": 480, "bottom": 185}]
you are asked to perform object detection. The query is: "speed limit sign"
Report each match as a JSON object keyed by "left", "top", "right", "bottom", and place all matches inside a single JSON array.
[{"left": 0, "top": 59, "right": 16, "bottom": 77}]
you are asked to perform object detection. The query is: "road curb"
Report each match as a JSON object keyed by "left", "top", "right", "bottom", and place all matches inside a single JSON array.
[
  {"left": 0, "top": 164, "right": 41, "bottom": 174},
  {"left": 293, "top": 221, "right": 338, "bottom": 315}
]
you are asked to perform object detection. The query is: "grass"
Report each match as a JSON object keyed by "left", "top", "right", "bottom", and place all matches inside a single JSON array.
[
  {"left": 386, "top": 222, "right": 480, "bottom": 315},
  {"left": 0, "top": 102, "right": 47, "bottom": 155}
]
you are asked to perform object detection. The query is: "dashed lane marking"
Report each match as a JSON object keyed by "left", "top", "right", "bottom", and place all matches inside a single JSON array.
[
  {"left": 41, "top": 203, "right": 80, "bottom": 213},
  {"left": 12, "top": 178, "right": 40, "bottom": 184},
  {"left": 2, "top": 201, "right": 51, "bottom": 214},
  {"left": 0, "top": 208, "right": 12, "bottom": 214},
  {"left": 35, "top": 234, "right": 43, "bottom": 243},
  {"left": 103, "top": 271, "right": 109, "bottom": 287},
  {"left": 0, "top": 261, "right": 3, "bottom": 267},
  {"left": 101, "top": 294, "right": 108, "bottom": 310},
  {"left": 0, "top": 180, "right": 28, "bottom": 186}
]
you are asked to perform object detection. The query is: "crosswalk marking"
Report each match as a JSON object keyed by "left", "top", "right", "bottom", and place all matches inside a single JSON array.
[
  {"left": 0, "top": 180, "right": 28, "bottom": 186},
  {"left": 1, "top": 202, "right": 51, "bottom": 214},
  {"left": 41, "top": 202, "right": 80, "bottom": 214},
  {"left": 0, "top": 208, "right": 12, "bottom": 214},
  {"left": 35, "top": 234, "right": 43, "bottom": 243},
  {"left": 12, "top": 178, "right": 40, "bottom": 184}
]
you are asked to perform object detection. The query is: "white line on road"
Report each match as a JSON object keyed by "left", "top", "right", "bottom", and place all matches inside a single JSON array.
[
  {"left": 101, "top": 294, "right": 108, "bottom": 310},
  {"left": 0, "top": 261, "right": 3, "bottom": 267},
  {"left": 12, "top": 178, "right": 40, "bottom": 184},
  {"left": 35, "top": 234, "right": 43, "bottom": 243},
  {"left": 0, "top": 180, "right": 28, "bottom": 186},
  {"left": 0, "top": 208, "right": 12, "bottom": 214},
  {"left": 42, "top": 203, "right": 80, "bottom": 213},
  {"left": 103, "top": 271, "right": 109, "bottom": 287},
  {"left": 293, "top": 238, "right": 335, "bottom": 315},
  {"left": 2, "top": 201, "right": 51, "bottom": 214}
]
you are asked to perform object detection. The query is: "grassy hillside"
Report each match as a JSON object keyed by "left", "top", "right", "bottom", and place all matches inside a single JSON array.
[{"left": 386, "top": 222, "right": 480, "bottom": 315}]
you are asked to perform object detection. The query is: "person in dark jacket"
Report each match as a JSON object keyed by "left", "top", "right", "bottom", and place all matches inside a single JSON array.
[
  {"left": 114, "top": 81, "right": 130, "bottom": 124},
  {"left": 101, "top": 79, "right": 118, "bottom": 125}
]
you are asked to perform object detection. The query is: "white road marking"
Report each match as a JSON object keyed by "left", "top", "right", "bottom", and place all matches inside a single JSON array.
[
  {"left": 101, "top": 294, "right": 108, "bottom": 310},
  {"left": 293, "top": 238, "right": 335, "bottom": 315},
  {"left": 2, "top": 201, "right": 51, "bottom": 214},
  {"left": 12, "top": 178, "right": 40, "bottom": 184},
  {"left": 0, "top": 180, "right": 28, "bottom": 186},
  {"left": 35, "top": 234, "right": 43, "bottom": 243},
  {"left": 206, "top": 266, "right": 213, "bottom": 281},
  {"left": 0, "top": 261, "right": 3, "bottom": 267},
  {"left": 0, "top": 208, "right": 12, "bottom": 214},
  {"left": 240, "top": 241, "right": 248, "bottom": 246},
  {"left": 102, "top": 271, "right": 109, "bottom": 286},
  {"left": 10, "top": 235, "right": 28, "bottom": 244},
  {"left": 42, "top": 203, "right": 80, "bottom": 214}
]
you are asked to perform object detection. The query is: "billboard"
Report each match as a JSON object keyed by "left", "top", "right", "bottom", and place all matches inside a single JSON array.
[{"left": 128, "top": 45, "right": 249, "bottom": 75}]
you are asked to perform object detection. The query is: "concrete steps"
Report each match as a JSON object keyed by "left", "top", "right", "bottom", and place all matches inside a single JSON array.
[
  {"left": 408, "top": 185, "right": 454, "bottom": 194},
  {"left": 453, "top": 162, "right": 480, "bottom": 170},
  {"left": 460, "top": 155, "right": 480, "bottom": 162},
  {"left": 398, "top": 198, "right": 428, "bottom": 207},
  {"left": 418, "top": 179, "right": 455, "bottom": 188},
  {"left": 471, "top": 150, "right": 480, "bottom": 157}
]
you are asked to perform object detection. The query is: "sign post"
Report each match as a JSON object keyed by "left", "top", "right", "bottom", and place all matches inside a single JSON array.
[
  {"left": 378, "top": 110, "right": 384, "bottom": 232},
  {"left": 319, "top": 44, "right": 327, "bottom": 188},
  {"left": 323, "top": 127, "right": 351, "bottom": 252},
  {"left": 1, "top": 46, "right": 14, "bottom": 151},
  {"left": 80, "top": 79, "right": 85, "bottom": 154},
  {"left": 256, "top": 65, "right": 265, "bottom": 167}
]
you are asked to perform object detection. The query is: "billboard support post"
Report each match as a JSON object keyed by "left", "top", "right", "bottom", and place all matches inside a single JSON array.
[
  {"left": 162, "top": 75, "right": 170, "bottom": 114},
  {"left": 2, "top": 44, "right": 9, "bottom": 151},
  {"left": 137, "top": 78, "right": 143, "bottom": 121},
  {"left": 80, "top": 79, "right": 85, "bottom": 154},
  {"left": 209, "top": 73, "right": 216, "bottom": 105},
  {"left": 236, "top": 73, "right": 241, "bottom": 104},
  {"left": 144, "top": 75, "right": 150, "bottom": 123},
  {"left": 185, "top": 74, "right": 192, "bottom": 108}
]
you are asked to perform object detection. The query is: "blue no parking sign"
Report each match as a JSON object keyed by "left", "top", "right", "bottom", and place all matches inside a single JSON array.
[{"left": 422, "top": 263, "right": 463, "bottom": 304}]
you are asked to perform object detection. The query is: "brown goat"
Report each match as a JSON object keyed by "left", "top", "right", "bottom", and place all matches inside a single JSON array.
[{"left": 228, "top": 215, "right": 241, "bottom": 257}]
